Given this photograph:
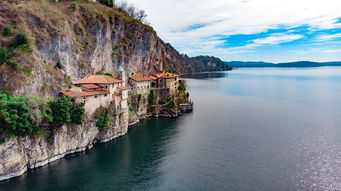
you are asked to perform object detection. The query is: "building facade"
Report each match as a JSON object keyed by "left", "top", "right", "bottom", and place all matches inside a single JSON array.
[
  {"left": 128, "top": 73, "right": 153, "bottom": 95},
  {"left": 153, "top": 72, "right": 179, "bottom": 96},
  {"left": 62, "top": 75, "right": 128, "bottom": 116}
]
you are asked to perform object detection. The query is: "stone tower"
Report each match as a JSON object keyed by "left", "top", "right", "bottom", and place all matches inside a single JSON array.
[{"left": 115, "top": 66, "right": 126, "bottom": 86}]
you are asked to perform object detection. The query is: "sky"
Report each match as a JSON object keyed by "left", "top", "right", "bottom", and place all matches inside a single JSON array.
[{"left": 128, "top": 0, "right": 341, "bottom": 62}]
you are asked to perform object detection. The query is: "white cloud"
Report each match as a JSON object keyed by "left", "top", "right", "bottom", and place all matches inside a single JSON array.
[
  {"left": 323, "top": 49, "right": 341, "bottom": 53},
  {"left": 127, "top": 0, "right": 341, "bottom": 61},
  {"left": 248, "top": 34, "right": 304, "bottom": 48},
  {"left": 316, "top": 33, "right": 341, "bottom": 41}
]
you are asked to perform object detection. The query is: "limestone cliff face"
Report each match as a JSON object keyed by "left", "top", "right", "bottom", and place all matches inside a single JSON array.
[
  {"left": 0, "top": 0, "right": 230, "bottom": 97},
  {"left": 0, "top": 0, "right": 226, "bottom": 181},
  {"left": 0, "top": 112, "right": 129, "bottom": 181}
]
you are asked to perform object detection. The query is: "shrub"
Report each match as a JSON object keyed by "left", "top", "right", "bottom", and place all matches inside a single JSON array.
[
  {"left": 49, "top": 96, "right": 85, "bottom": 127},
  {"left": 129, "top": 105, "right": 135, "bottom": 112},
  {"left": 47, "top": 135, "right": 54, "bottom": 143},
  {"left": 103, "top": 73, "right": 113, "bottom": 77},
  {"left": 163, "top": 99, "right": 175, "bottom": 109},
  {"left": 70, "top": 2, "right": 78, "bottom": 10},
  {"left": 96, "top": 115, "right": 110, "bottom": 131},
  {"left": 178, "top": 82, "right": 186, "bottom": 92},
  {"left": 56, "top": 61, "right": 62, "bottom": 69},
  {"left": 9, "top": 33, "right": 28, "bottom": 48},
  {"left": 49, "top": 96, "right": 71, "bottom": 127},
  {"left": 100, "top": 0, "right": 114, "bottom": 7},
  {"left": 0, "top": 94, "right": 84, "bottom": 141},
  {"left": 20, "top": 66, "right": 32, "bottom": 76},
  {"left": 2, "top": 25, "right": 13, "bottom": 36},
  {"left": 0, "top": 48, "right": 8, "bottom": 64},
  {"left": 17, "top": 44, "right": 33, "bottom": 53},
  {"left": 0, "top": 95, "right": 37, "bottom": 136},
  {"left": 70, "top": 102, "right": 85, "bottom": 124},
  {"left": 149, "top": 90, "right": 155, "bottom": 104},
  {"left": 6, "top": 60, "right": 18, "bottom": 69}
]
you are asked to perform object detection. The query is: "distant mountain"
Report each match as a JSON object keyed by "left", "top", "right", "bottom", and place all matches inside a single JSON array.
[
  {"left": 191, "top": 56, "right": 232, "bottom": 72},
  {"left": 225, "top": 61, "right": 274, "bottom": 67},
  {"left": 225, "top": 61, "right": 341, "bottom": 68}
]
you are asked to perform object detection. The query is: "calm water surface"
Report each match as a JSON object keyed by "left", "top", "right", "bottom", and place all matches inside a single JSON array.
[{"left": 0, "top": 67, "right": 340, "bottom": 191}]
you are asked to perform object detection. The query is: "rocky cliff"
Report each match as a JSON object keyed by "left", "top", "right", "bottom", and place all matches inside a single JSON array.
[
  {"left": 0, "top": 0, "right": 230, "bottom": 97},
  {"left": 0, "top": 111, "right": 128, "bottom": 181},
  {"left": 0, "top": 0, "right": 227, "bottom": 181}
]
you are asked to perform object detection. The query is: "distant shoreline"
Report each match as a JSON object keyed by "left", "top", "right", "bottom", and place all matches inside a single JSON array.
[{"left": 225, "top": 61, "right": 341, "bottom": 68}]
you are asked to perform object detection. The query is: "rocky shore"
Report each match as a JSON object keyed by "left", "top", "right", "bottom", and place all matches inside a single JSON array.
[
  {"left": 0, "top": 112, "right": 128, "bottom": 181},
  {"left": 0, "top": 105, "right": 193, "bottom": 181}
]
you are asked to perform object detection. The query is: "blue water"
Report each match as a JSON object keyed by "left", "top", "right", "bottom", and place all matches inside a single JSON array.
[{"left": 0, "top": 67, "right": 340, "bottom": 191}]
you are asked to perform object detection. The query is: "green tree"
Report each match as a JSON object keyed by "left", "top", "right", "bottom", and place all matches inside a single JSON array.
[
  {"left": 9, "top": 32, "right": 29, "bottom": 48},
  {"left": 49, "top": 96, "right": 71, "bottom": 127},
  {"left": 0, "top": 48, "right": 8, "bottom": 64},
  {"left": 2, "top": 25, "right": 13, "bottom": 36},
  {"left": 6, "top": 60, "right": 18, "bottom": 69},
  {"left": 70, "top": 2, "right": 78, "bottom": 10},
  {"left": 96, "top": 115, "right": 110, "bottom": 131},
  {"left": 149, "top": 90, "right": 155, "bottom": 104},
  {"left": 103, "top": 73, "right": 113, "bottom": 77},
  {"left": 70, "top": 102, "right": 85, "bottom": 124},
  {"left": 56, "top": 61, "right": 62, "bottom": 69},
  {"left": 0, "top": 95, "right": 36, "bottom": 136},
  {"left": 100, "top": 0, "right": 114, "bottom": 7}
]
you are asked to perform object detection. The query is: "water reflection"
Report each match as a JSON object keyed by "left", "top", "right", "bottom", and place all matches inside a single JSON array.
[
  {"left": 0, "top": 119, "right": 182, "bottom": 191},
  {"left": 0, "top": 67, "right": 340, "bottom": 191}
]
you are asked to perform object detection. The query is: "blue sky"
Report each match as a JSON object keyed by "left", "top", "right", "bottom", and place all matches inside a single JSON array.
[{"left": 128, "top": 0, "right": 341, "bottom": 62}]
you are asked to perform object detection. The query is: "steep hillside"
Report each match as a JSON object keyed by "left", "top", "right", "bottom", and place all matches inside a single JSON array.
[
  {"left": 0, "top": 0, "right": 230, "bottom": 97},
  {"left": 191, "top": 56, "right": 231, "bottom": 72}
]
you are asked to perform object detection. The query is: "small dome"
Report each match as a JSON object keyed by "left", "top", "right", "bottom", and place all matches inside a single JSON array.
[{"left": 116, "top": 66, "right": 124, "bottom": 72}]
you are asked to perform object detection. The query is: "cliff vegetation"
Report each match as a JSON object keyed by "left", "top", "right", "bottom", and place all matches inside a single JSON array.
[
  {"left": 0, "top": 94, "right": 84, "bottom": 143},
  {"left": 0, "top": 0, "right": 230, "bottom": 97}
]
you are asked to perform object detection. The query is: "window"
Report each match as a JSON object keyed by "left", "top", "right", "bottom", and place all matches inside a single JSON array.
[
  {"left": 105, "top": 86, "right": 108, "bottom": 89},
  {"left": 94, "top": 95, "right": 98, "bottom": 98},
  {"left": 104, "top": 94, "right": 108, "bottom": 97}
]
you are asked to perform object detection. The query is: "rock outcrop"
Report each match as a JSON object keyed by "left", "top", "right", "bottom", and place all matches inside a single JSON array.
[
  {"left": 0, "top": 0, "right": 228, "bottom": 181},
  {"left": 0, "top": 0, "right": 230, "bottom": 97},
  {"left": 0, "top": 111, "right": 129, "bottom": 181}
]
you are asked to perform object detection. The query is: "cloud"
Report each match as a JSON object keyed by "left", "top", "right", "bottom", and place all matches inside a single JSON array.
[
  {"left": 247, "top": 34, "right": 304, "bottom": 48},
  {"left": 323, "top": 49, "right": 341, "bottom": 53},
  {"left": 128, "top": 0, "right": 341, "bottom": 61},
  {"left": 316, "top": 33, "right": 341, "bottom": 41}
]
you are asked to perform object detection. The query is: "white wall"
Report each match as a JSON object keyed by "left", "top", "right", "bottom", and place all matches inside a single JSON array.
[
  {"left": 84, "top": 94, "right": 111, "bottom": 116},
  {"left": 130, "top": 80, "right": 151, "bottom": 95}
]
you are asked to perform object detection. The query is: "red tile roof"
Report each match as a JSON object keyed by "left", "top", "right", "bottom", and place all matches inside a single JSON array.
[
  {"left": 129, "top": 73, "right": 152, "bottom": 81},
  {"left": 74, "top": 75, "right": 123, "bottom": 85},
  {"left": 62, "top": 90, "right": 110, "bottom": 98},
  {"left": 154, "top": 72, "right": 178, "bottom": 79},
  {"left": 117, "top": 86, "right": 128, "bottom": 90},
  {"left": 81, "top": 84, "right": 103, "bottom": 89},
  {"left": 149, "top": 75, "right": 158, "bottom": 80}
]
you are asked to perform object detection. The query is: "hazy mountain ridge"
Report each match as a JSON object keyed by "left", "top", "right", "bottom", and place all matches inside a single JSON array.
[{"left": 225, "top": 61, "right": 341, "bottom": 68}]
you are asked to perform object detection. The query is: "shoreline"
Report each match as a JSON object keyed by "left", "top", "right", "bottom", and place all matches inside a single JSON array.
[{"left": 0, "top": 110, "right": 190, "bottom": 182}]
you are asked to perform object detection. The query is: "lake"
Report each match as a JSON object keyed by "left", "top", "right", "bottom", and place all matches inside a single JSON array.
[{"left": 0, "top": 67, "right": 340, "bottom": 191}]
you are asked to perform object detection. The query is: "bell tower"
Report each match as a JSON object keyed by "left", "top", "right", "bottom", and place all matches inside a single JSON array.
[{"left": 115, "top": 66, "right": 126, "bottom": 86}]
